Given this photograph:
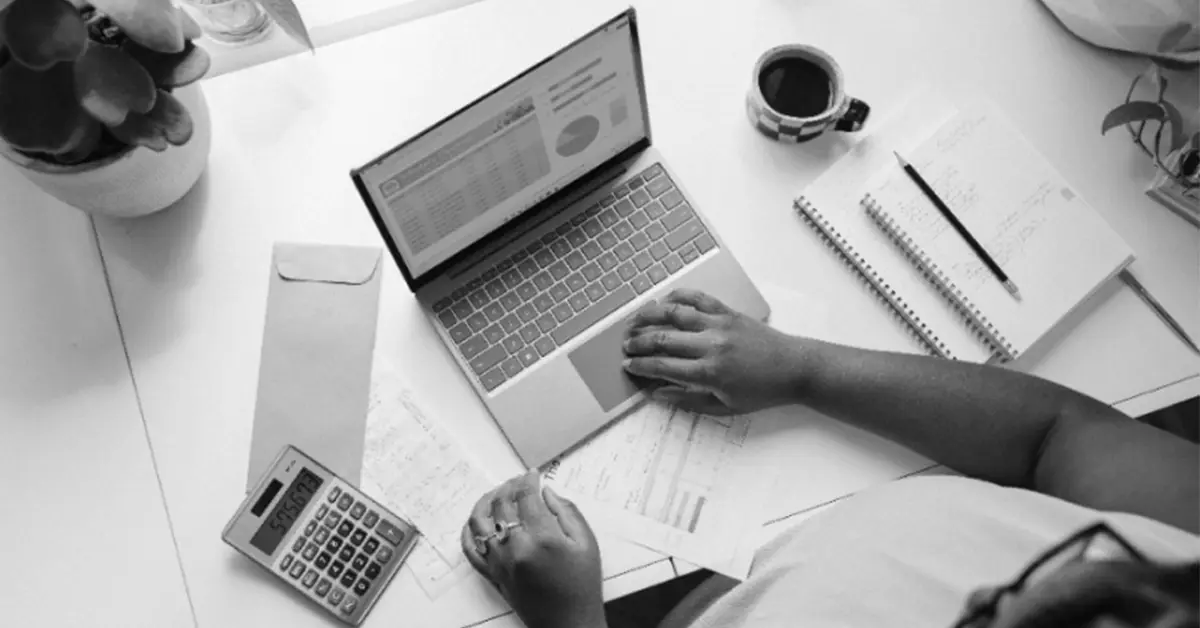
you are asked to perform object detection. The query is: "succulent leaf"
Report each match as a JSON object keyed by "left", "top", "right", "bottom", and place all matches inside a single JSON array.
[
  {"left": 107, "top": 88, "right": 192, "bottom": 151},
  {"left": 0, "top": 61, "right": 96, "bottom": 153},
  {"left": 259, "top": 0, "right": 312, "bottom": 50},
  {"left": 55, "top": 116, "right": 105, "bottom": 164},
  {"left": 75, "top": 41, "right": 156, "bottom": 126},
  {"left": 91, "top": 0, "right": 183, "bottom": 54},
  {"left": 123, "top": 40, "right": 210, "bottom": 88},
  {"left": 179, "top": 7, "right": 202, "bottom": 40},
  {"left": 3, "top": 0, "right": 87, "bottom": 70}
]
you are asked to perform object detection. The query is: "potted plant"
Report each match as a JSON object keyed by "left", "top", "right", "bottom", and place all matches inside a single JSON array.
[
  {"left": 0, "top": 0, "right": 312, "bottom": 218},
  {"left": 1101, "top": 22, "right": 1200, "bottom": 227}
]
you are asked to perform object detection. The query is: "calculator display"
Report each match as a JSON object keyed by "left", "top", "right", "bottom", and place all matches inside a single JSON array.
[{"left": 250, "top": 468, "right": 324, "bottom": 555}]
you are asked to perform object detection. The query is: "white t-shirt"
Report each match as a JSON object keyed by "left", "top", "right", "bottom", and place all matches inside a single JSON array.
[{"left": 690, "top": 476, "right": 1200, "bottom": 628}]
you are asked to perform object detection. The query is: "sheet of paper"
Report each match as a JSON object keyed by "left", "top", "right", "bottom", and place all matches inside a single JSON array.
[
  {"left": 360, "top": 361, "right": 493, "bottom": 598},
  {"left": 544, "top": 401, "right": 779, "bottom": 579}
]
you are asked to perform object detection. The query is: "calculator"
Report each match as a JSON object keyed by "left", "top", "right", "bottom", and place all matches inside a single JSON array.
[{"left": 223, "top": 446, "right": 418, "bottom": 625}]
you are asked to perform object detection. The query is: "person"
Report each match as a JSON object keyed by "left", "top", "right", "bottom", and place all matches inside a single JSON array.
[{"left": 460, "top": 289, "right": 1200, "bottom": 628}]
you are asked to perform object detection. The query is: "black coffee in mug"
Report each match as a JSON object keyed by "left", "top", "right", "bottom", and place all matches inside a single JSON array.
[
  {"left": 758, "top": 57, "right": 832, "bottom": 118},
  {"left": 746, "top": 45, "right": 870, "bottom": 143}
]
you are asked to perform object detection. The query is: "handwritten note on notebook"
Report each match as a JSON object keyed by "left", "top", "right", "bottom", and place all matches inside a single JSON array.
[{"left": 865, "top": 105, "right": 1134, "bottom": 356}]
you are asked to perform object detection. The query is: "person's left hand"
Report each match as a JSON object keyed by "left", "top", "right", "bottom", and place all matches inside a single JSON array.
[{"left": 460, "top": 472, "right": 605, "bottom": 628}]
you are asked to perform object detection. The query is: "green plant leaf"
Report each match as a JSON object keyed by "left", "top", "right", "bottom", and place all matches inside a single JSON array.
[
  {"left": 107, "top": 88, "right": 192, "bottom": 151},
  {"left": 1159, "top": 100, "right": 1188, "bottom": 153},
  {"left": 1158, "top": 21, "right": 1193, "bottom": 53},
  {"left": 91, "top": 0, "right": 183, "bottom": 54},
  {"left": 0, "top": 0, "right": 15, "bottom": 12},
  {"left": 3, "top": 0, "right": 87, "bottom": 70},
  {"left": 124, "top": 40, "right": 210, "bottom": 88},
  {"left": 0, "top": 61, "right": 96, "bottom": 153},
  {"left": 74, "top": 41, "right": 156, "bottom": 126},
  {"left": 1101, "top": 101, "right": 1163, "bottom": 135},
  {"left": 55, "top": 115, "right": 104, "bottom": 163},
  {"left": 259, "top": 0, "right": 312, "bottom": 50}
]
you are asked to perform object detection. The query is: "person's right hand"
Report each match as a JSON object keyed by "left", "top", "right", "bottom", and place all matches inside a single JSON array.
[{"left": 623, "top": 289, "right": 807, "bottom": 415}]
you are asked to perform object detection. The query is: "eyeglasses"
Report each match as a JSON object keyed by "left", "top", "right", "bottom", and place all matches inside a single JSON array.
[{"left": 952, "top": 522, "right": 1149, "bottom": 628}]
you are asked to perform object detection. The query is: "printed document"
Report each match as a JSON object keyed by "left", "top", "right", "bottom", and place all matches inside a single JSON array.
[{"left": 544, "top": 401, "right": 779, "bottom": 578}]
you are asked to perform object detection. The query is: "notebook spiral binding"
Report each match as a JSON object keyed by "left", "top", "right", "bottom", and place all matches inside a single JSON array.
[
  {"left": 793, "top": 197, "right": 952, "bottom": 359},
  {"left": 861, "top": 193, "right": 1017, "bottom": 362}
]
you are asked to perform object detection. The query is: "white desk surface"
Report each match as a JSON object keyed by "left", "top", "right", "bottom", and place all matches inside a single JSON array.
[
  {"left": 5, "top": 0, "right": 1197, "bottom": 626},
  {"left": 0, "top": 180, "right": 193, "bottom": 625}
]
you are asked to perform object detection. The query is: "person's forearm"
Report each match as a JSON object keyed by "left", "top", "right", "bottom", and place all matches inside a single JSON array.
[{"left": 787, "top": 337, "right": 1124, "bottom": 488}]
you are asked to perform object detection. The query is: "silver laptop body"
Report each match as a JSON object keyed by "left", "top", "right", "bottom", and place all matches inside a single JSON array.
[{"left": 353, "top": 9, "right": 767, "bottom": 468}]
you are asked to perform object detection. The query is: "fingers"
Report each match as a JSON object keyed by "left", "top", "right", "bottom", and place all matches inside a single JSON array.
[
  {"left": 666, "top": 289, "right": 731, "bottom": 315},
  {"left": 511, "top": 472, "right": 558, "bottom": 533},
  {"left": 623, "top": 356, "right": 711, "bottom": 387},
  {"left": 623, "top": 328, "right": 711, "bottom": 358},
  {"left": 542, "top": 485, "right": 595, "bottom": 545},
  {"left": 460, "top": 520, "right": 489, "bottom": 575},
  {"left": 629, "top": 301, "right": 716, "bottom": 333}
]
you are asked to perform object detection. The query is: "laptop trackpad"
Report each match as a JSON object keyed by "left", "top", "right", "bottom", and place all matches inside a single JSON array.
[{"left": 569, "top": 321, "right": 645, "bottom": 411}]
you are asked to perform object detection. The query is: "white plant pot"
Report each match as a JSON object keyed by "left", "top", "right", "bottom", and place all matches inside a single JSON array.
[{"left": 1, "top": 83, "right": 211, "bottom": 218}]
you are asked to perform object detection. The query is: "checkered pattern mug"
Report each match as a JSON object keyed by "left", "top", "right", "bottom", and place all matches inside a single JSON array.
[{"left": 747, "top": 45, "right": 870, "bottom": 143}]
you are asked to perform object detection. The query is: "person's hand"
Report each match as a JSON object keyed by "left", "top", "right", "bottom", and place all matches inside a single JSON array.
[
  {"left": 460, "top": 472, "right": 605, "bottom": 628},
  {"left": 623, "top": 289, "right": 806, "bottom": 415}
]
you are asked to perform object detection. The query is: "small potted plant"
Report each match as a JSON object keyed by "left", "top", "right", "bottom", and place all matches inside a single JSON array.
[
  {"left": 1101, "top": 21, "right": 1200, "bottom": 227},
  {"left": 0, "top": 0, "right": 312, "bottom": 218}
]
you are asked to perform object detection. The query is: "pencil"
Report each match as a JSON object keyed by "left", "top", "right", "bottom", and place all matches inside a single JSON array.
[{"left": 893, "top": 151, "right": 1021, "bottom": 300}]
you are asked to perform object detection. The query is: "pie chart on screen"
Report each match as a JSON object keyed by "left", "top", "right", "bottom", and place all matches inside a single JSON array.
[{"left": 556, "top": 115, "right": 600, "bottom": 157}]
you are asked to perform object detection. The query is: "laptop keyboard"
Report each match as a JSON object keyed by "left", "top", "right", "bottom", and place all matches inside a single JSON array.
[{"left": 431, "top": 163, "right": 715, "bottom": 392}]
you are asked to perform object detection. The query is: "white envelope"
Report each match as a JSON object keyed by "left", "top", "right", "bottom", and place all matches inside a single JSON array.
[{"left": 245, "top": 242, "right": 383, "bottom": 491}]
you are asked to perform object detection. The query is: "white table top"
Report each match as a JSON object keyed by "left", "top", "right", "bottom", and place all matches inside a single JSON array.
[{"left": 5, "top": 0, "right": 1198, "bottom": 626}]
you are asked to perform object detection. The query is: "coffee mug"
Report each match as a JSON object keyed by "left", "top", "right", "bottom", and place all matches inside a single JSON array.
[{"left": 746, "top": 45, "right": 870, "bottom": 143}]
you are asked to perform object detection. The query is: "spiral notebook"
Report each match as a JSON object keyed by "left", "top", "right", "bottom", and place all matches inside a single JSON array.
[{"left": 795, "top": 96, "right": 1134, "bottom": 362}]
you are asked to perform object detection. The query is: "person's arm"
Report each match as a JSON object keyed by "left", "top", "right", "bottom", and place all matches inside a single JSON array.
[{"left": 622, "top": 289, "right": 1200, "bottom": 533}]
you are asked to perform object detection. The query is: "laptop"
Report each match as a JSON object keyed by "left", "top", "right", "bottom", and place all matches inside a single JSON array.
[{"left": 351, "top": 8, "right": 768, "bottom": 468}]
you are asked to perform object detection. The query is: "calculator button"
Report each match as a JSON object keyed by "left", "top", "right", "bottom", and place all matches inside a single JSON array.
[
  {"left": 326, "top": 536, "right": 343, "bottom": 553},
  {"left": 304, "top": 521, "right": 317, "bottom": 537},
  {"left": 315, "top": 528, "right": 329, "bottom": 544},
  {"left": 353, "top": 579, "right": 370, "bottom": 596},
  {"left": 341, "top": 597, "right": 357, "bottom": 615},
  {"left": 315, "top": 578, "right": 331, "bottom": 598},
  {"left": 289, "top": 561, "right": 305, "bottom": 579},
  {"left": 302, "top": 569, "right": 318, "bottom": 589},
  {"left": 350, "top": 529, "right": 366, "bottom": 547},
  {"left": 325, "top": 511, "right": 342, "bottom": 528},
  {"left": 328, "top": 588, "right": 345, "bottom": 605},
  {"left": 292, "top": 537, "right": 306, "bottom": 553},
  {"left": 337, "top": 521, "right": 354, "bottom": 538},
  {"left": 362, "top": 511, "right": 379, "bottom": 529},
  {"left": 349, "top": 503, "right": 366, "bottom": 520},
  {"left": 279, "top": 554, "right": 294, "bottom": 572},
  {"left": 328, "top": 561, "right": 344, "bottom": 578},
  {"left": 338, "top": 546, "right": 355, "bottom": 563},
  {"left": 340, "top": 570, "right": 358, "bottom": 588},
  {"left": 365, "top": 562, "right": 381, "bottom": 580},
  {"left": 337, "top": 494, "right": 354, "bottom": 511},
  {"left": 316, "top": 505, "right": 329, "bottom": 520},
  {"left": 376, "top": 547, "right": 394, "bottom": 564},
  {"left": 302, "top": 542, "right": 319, "bottom": 561},
  {"left": 327, "top": 487, "right": 342, "bottom": 504},
  {"left": 362, "top": 538, "right": 379, "bottom": 556},
  {"left": 351, "top": 554, "right": 367, "bottom": 571},
  {"left": 376, "top": 520, "right": 406, "bottom": 546},
  {"left": 315, "top": 552, "right": 331, "bottom": 570}
]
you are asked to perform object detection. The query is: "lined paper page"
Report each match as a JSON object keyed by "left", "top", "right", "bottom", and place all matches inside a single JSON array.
[{"left": 866, "top": 105, "right": 1134, "bottom": 355}]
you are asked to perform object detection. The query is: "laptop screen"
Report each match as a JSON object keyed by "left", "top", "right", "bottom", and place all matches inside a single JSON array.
[{"left": 355, "top": 13, "right": 647, "bottom": 281}]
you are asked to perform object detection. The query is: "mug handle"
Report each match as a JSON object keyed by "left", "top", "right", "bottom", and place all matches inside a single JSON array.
[{"left": 834, "top": 97, "right": 871, "bottom": 132}]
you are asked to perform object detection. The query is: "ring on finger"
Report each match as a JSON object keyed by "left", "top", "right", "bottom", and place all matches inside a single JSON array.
[
  {"left": 474, "top": 533, "right": 497, "bottom": 556},
  {"left": 493, "top": 520, "right": 522, "bottom": 544}
]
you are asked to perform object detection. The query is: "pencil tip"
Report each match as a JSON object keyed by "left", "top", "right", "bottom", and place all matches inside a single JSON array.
[
  {"left": 893, "top": 151, "right": 908, "bottom": 167},
  {"left": 1005, "top": 281, "right": 1022, "bottom": 300}
]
